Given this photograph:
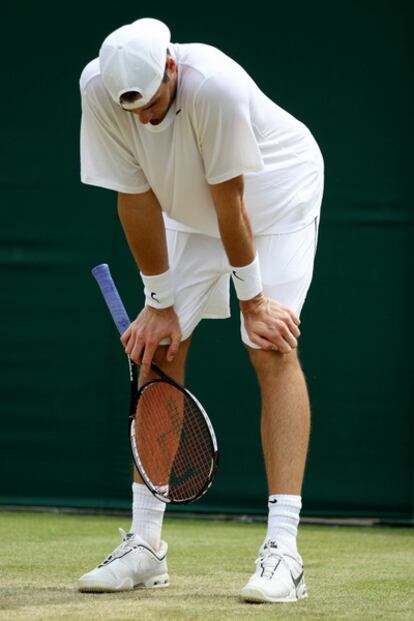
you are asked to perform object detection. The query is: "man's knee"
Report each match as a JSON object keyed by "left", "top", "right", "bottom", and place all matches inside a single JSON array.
[
  {"left": 140, "top": 336, "right": 192, "bottom": 385},
  {"left": 246, "top": 346, "right": 300, "bottom": 377},
  {"left": 154, "top": 335, "right": 192, "bottom": 360}
]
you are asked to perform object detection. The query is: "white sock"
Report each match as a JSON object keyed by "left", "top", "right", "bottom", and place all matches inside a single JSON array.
[
  {"left": 130, "top": 483, "right": 166, "bottom": 551},
  {"left": 266, "top": 494, "right": 302, "bottom": 554}
]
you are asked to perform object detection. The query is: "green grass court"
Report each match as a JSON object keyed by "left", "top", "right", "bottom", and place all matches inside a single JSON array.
[{"left": 0, "top": 511, "right": 412, "bottom": 621}]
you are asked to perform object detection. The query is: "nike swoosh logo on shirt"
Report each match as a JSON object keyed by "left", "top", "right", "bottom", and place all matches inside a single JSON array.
[{"left": 151, "top": 292, "right": 160, "bottom": 303}]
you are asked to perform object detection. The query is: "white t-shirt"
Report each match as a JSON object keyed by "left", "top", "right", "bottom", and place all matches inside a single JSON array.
[{"left": 80, "top": 43, "right": 324, "bottom": 237}]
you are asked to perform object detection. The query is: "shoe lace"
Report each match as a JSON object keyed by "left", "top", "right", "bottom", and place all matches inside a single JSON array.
[
  {"left": 255, "top": 540, "right": 284, "bottom": 579},
  {"left": 98, "top": 529, "right": 138, "bottom": 568}
]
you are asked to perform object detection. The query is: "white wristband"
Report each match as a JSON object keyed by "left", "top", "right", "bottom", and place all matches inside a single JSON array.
[
  {"left": 141, "top": 269, "right": 174, "bottom": 309},
  {"left": 230, "top": 253, "right": 263, "bottom": 301}
]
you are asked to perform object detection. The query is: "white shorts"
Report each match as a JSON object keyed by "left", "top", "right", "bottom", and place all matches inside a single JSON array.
[{"left": 163, "top": 219, "right": 319, "bottom": 349}]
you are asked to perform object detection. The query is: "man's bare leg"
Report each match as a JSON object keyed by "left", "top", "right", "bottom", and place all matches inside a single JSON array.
[
  {"left": 248, "top": 347, "right": 310, "bottom": 552},
  {"left": 134, "top": 336, "right": 192, "bottom": 487},
  {"left": 240, "top": 348, "right": 310, "bottom": 602},
  {"left": 131, "top": 337, "right": 192, "bottom": 549},
  {"left": 77, "top": 340, "right": 192, "bottom": 592},
  {"left": 137, "top": 335, "right": 192, "bottom": 389},
  {"left": 248, "top": 348, "right": 310, "bottom": 495}
]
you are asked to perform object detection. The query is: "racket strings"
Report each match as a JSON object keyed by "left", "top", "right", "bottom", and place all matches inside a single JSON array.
[
  {"left": 172, "top": 400, "right": 213, "bottom": 480},
  {"left": 133, "top": 381, "right": 214, "bottom": 501}
]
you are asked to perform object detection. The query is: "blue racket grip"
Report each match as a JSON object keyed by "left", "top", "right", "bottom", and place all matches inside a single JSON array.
[{"left": 91, "top": 264, "right": 131, "bottom": 335}]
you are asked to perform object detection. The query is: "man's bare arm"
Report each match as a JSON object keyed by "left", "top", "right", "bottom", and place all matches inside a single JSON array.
[
  {"left": 209, "top": 176, "right": 300, "bottom": 353},
  {"left": 118, "top": 190, "right": 169, "bottom": 275},
  {"left": 208, "top": 175, "right": 255, "bottom": 267},
  {"left": 117, "top": 190, "right": 181, "bottom": 372}
]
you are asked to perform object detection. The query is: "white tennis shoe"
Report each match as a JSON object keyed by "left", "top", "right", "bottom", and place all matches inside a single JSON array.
[
  {"left": 78, "top": 529, "right": 169, "bottom": 592},
  {"left": 240, "top": 539, "right": 307, "bottom": 603}
]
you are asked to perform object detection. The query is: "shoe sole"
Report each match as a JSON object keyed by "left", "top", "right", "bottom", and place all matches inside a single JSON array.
[
  {"left": 78, "top": 574, "right": 170, "bottom": 593},
  {"left": 240, "top": 586, "right": 308, "bottom": 603}
]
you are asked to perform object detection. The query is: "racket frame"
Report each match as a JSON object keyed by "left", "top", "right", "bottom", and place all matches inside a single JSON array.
[
  {"left": 128, "top": 361, "right": 219, "bottom": 504},
  {"left": 92, "top": 263, "right": 219, "bottom": 505}
]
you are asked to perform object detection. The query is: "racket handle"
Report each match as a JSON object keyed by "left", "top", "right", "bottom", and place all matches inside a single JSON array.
[
  {"left": 91, "top": 263, "right": 167, "bottom": 379},
  {"left": 91, "top": 264, "right": 131, "bottom": 335}
]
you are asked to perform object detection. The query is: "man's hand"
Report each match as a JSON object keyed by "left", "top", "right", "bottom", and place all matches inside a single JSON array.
[
  {"left": 240, "top": 294, "right": 301, "bottom": 353},
  {"left": 121, "top": 306, "right": 182, "bottom": 374}
]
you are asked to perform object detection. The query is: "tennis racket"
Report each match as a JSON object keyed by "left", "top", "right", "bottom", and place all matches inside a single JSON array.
[{"left": 91, "top": 263, "right": 219, "bottom": 504}]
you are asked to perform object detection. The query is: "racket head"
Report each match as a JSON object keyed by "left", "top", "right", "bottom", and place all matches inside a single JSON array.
[{"left": 130, "top": 378, "right": 218, "bottom": 504}]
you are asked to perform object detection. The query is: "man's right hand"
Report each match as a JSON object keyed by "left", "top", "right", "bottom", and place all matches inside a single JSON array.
[{"left": 120, "top": 306, "right": 182, "bottom": 375}]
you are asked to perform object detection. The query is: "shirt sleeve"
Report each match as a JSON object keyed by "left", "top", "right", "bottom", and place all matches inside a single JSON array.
[
  {"left": 193, "top": 70, "right": 264, "bottom": 184},
  {"left": 80, "top": 70, "right": 150, "bottom": 194}
]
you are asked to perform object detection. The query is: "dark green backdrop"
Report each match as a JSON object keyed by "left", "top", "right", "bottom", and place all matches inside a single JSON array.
[{"left": 1, "top": 1, "right": 413, "bottom": 522}]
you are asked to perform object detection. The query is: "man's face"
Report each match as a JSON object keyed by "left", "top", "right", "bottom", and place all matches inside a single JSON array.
[{"left": 127, "top": 58, "right": 177, "bottom": 126}]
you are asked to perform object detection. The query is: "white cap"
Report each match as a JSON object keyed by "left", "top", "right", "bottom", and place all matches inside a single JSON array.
[{"left": 99, "top": 18, "right": 171, "bottom": 109}]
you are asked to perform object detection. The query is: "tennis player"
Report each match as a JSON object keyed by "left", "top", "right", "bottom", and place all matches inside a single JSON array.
[{"left": 78, "top": 18, "right": 323, "bottom": 603}]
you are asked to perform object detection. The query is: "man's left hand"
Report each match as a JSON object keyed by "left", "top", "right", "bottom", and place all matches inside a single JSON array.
[{"left": 240, "top": 293, "right": 301, "bottom": 353}]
